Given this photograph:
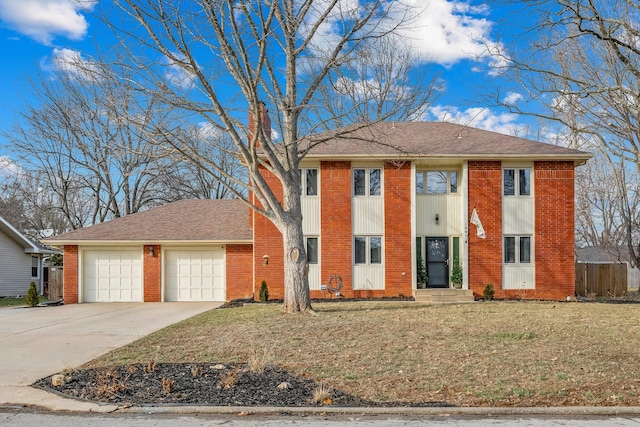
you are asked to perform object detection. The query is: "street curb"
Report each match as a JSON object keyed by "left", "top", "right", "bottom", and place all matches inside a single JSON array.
[{"left": 115, "top": 405, "right": 640, "bottom": 416}]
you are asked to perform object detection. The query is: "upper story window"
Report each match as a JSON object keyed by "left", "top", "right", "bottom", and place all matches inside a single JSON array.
[
  {"left": 353, "top": 168, "right": 381, "bottom": 196},
  {"left": 503, "top": 168, "right": 531, "bottom": 196},
  {"left": 416, "top": 171, "right": 458, "bottom": 194},
  {"left": 300, "top": 168, "right": 318, "bottom": 196}
]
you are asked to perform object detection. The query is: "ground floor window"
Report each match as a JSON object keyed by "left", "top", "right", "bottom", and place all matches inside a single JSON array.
[
  {"left": 31, "top": 256, "right": 39, "bottom": 278},
  {"left": 504, "top": 236, "right": 532, "bottom": 264},
  {"left": 354, "top": 236, "right": 382, "bottom": 265},
  {"left": 306, "top": 237, "right": 319, "bottom": 264}
]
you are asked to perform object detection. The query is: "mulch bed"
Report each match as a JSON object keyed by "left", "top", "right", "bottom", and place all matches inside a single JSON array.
[{"left": 33, "top": 362, "right": 449, "bottom": 408}]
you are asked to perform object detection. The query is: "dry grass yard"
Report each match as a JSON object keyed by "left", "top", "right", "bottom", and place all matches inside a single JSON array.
[{"left": 87, "top": 301, "right": 640, "bottom": 407}]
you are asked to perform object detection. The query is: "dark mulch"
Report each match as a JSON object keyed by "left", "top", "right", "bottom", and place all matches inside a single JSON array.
[
  {"left": 219, "top": 296, "right": 415, "bottom": 309},
  {"left": 34, "top": 363, "right": 450, "bottom": 408}
]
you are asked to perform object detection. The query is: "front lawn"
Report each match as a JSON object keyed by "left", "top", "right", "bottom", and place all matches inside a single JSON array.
[
  {"left": 86, "top": 301, "right": 640, "bottom": 407},
  {"left": 0, "top": 296, "right": 47, "bottom": 307}
]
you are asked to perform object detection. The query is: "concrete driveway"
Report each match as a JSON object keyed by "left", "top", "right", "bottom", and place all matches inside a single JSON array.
[{"left": 0, "top": 302, "right": 220, "bottom": 411}]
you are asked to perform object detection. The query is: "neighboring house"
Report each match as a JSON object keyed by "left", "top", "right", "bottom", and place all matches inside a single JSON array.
[
  {"left": 0, "top": 215, "right": 54, "bottom": 297},
  {"left": 576, "top": 246, "right": 640, "bottom": 291},
  {"left": 44, "top": 119, "right": 592, "bottom": 303}
]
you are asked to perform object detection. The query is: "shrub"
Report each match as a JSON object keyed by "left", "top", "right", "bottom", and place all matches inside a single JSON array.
[
  {"left": 259, "top": 280, "right": 269, "bottom": 302},
  {"left": 25, "top": 282, "right": 39, "bottom": 307},
  {"left": 450, "top": 258, "right": 463, "bottom": 286},
  {"left": 483, "top": 283, "right": 495, "bottom": 300},
  {"left": 416, "top": 257, "right": 427, "bottom": 288}
]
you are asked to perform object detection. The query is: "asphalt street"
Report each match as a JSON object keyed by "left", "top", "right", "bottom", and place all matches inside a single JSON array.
[{"left": 2, "top": 411, "right": 640, "bottom": 426}]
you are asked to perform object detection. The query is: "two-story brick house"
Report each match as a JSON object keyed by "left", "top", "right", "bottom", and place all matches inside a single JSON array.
[{"left": 45, "top": 119, "right": 591, "bottom": 303}]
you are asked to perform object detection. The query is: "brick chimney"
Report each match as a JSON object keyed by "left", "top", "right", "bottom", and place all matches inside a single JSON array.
[{"left": 248, "top": 101, "right": 271, "bottom": 147}]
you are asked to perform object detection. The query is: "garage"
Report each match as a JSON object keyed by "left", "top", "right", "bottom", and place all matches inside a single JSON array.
[
  {"left": 82, "top": 249, "right": 143, "bottom": 302},
  {"left": 164, "top": 248, "right": 225, "bottom": 301}
]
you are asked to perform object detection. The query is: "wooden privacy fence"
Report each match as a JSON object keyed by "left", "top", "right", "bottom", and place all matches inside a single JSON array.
[
  {"left": 45, "top": 266, "right": 63, "bottom": 301},
  {"left": 575, "top": 262, "right": 627, "bottom": 297}
]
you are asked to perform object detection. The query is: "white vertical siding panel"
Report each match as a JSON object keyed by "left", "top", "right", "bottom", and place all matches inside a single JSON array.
[
  {"left": 353, "top": 265, "right": 384, "bottom": 290},
  {"left": 308, "top": 264, "right": 321, "bottom": 290},
  {"left": 302, "top": 197, "right": 320, "bottom": 235},
  {"left": 503, "top": 265, "right": 535, "bottom": 289},
  {"left": 0, "top": 231, "right": 33, "bottom": 297},
  {"left": 352, "top": 198, "right": 384, "bottom": 234},
  {"left": 416, "top": 195, "right": 462, "bottom": 236},
  {"left": 503, "top": 197, "right": 534, "bottom": 234}
]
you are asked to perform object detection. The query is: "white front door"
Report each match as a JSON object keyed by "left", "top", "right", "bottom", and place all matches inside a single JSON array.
[{"left": 165, "top": 248, "right": 225, "bottom": 301}]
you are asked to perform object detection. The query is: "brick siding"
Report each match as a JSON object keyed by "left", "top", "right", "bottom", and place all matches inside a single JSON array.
[
  {"left": 143, "top": 245, "right": 161, "bottom": 302},
  {"left": 467, "top": 161, "right": 504, "bottom": 298},
  {"left": 63, "top": 245, "right": 78, "bottom": 304},
  {"left": 531, "top": 161, "right": 575, "bottom": 300},
  {"left": 380, "top": 161, "right": 413, "bottom": 298},
  {"left": 226, "top": 244, "right": 254, "bottom": 300}
]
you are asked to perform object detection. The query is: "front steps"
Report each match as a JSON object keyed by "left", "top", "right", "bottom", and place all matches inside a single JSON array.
[{"left": 414, "top": 288, "right": 475, "bottom": 303}]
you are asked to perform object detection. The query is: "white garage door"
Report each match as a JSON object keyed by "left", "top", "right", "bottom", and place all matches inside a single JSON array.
[
  {"left": 83, "top": 250, "right": 143, "bottom": 302},
  {"left": 165, "top": 248, "right": 225, "bottom": 301}
]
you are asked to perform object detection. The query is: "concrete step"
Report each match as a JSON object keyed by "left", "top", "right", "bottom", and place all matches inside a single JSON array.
[{"left": 414, "top": 288, "right": 475, "bottom": 303}]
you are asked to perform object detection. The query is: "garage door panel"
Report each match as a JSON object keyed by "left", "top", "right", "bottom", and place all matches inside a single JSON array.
[
  {"left": 165, "top": 248, "right": 225, "bottom": 302},
  {"left": 83, "top": 249, "right": 143, "bottom": 303}
]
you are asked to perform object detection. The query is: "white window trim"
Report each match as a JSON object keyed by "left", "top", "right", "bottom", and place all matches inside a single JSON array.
[
  {"left": 300, "top": 168, "right": 319, "bottom": 197},
  {"left": 353, "top": 167, "right": 383, "bottom": 197},
  {"left": 353, "top": 235, "right": 384, "bottom": 265},
  {"left": 31, "top": 256, "right": 39, "bottom": 279},
  {"left": 503, "top": 235, "right": 534, "bottom": 265},
  {"left": 305, "top": 236, "right": 320, "bottom": 265},
  {"left": 416, "top": 169, "right": 459, "bottom": 195},
  {"left": 502, "top": 167, "right": 533, "bottom": 198}
]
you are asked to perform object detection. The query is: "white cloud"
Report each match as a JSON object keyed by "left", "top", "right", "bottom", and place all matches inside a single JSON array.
[
  {"left": 0, "top": 156, "right": 21, "bottom": 177},
  {"left": 43, "top": 48, "right": 99, "bottom": 81},
  {"left": 399, "top": 0, "right": 501, "bottom": 67},
  {"left": 426, "top": 105, "right": 522, "bottom": 135},
  {"left": 0, "top": 0, "right": 96, "bottom": 45},
  {"left": 164, "top": 53, "right": 198, "bottom": 90},
  {"left": 301, "top": 0, "right": 504, "bottom": 74},
  {"left": 503, "top": 91, "right": 523, "bottom": 105}
]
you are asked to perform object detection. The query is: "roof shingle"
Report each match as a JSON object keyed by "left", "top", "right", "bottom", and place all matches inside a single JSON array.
[
  {"left": 301, "top": 121, "right": 591, "bottom": 160},
  {"left": 45, "top": 199, "right": 252, "bottom": 243}
]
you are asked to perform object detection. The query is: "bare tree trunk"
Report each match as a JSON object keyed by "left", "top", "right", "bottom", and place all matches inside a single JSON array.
[
  {"left": 282, "top": 220, "right": 313, "bottom": 314},
  {"left": 278, "top": 172, "right": 313, "bottom": 313}
]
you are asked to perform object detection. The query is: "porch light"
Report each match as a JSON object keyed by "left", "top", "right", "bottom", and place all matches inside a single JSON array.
[
  {"left": 149, "top": 246, "right": 154, "bottom": 257},
  {"left": 263, "top": 254, "right": 269, "bottom": 265},
  {"left": 435, "top": 214, "right": 440, "bottom": 225}
]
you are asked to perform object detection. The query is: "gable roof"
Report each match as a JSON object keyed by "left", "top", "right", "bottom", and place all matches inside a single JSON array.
[
  {"left": 301, "top": 121, "right": 592, "bottom": 162},
  {"left": 0, "top": 215, "right": 52, "bottom": 254},
  {"left": 577, "top": 246, "right": 637, "bottom": 265},
  {"left": 43, "top": 199, "right": 252, "bottom": 245}
]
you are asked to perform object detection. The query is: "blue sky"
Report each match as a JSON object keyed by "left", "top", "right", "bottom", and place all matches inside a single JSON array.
[{"left": 0, "top": 0, "right": 535, "bottom": 174}]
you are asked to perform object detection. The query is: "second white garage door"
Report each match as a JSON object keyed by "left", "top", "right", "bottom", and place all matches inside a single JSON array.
[{"left": 165, "top": 248, "right": 225, "bottom": 301}]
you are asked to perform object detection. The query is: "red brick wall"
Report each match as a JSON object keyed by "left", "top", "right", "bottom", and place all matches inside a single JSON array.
[
  {"left": 226, "top": 244, "right": 254, "bottom": 300},
  {"left": 253, "top": 166, "right": 285, "bottom": 299},
  {"left": 314, "top": 161, "right": 354, "bottom": 298},
  {"left": 532, "top": 161, "right": 575, "bottom": 300},
  {"left": 63, "top": 245, "right": 78, "bottom": 304},
  {"left": 143, "top": 245, "right": 161, "bottom": 302},
  {"left": 467, "top": 161, "right": 503, "bottom": 298},
  {"left": 468, "top": 161, "right": 576, "bottom": 300},
  {"left": 380, "top": 161, "right": 412, "bottom": 297}
]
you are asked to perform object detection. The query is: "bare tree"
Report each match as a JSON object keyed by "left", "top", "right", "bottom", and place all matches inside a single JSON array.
[
  {"left": 0, "top": 174, "right": 71, "bottom": 240},
  {"left": 3, "top": 53, "right": 183, "bottom": 228},
  {"left": 108, "top": 0, "right": 436, "bottom": 313},
  {"left": 490, "top": 0, "right": 640, "bottom": 267}
]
